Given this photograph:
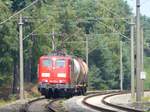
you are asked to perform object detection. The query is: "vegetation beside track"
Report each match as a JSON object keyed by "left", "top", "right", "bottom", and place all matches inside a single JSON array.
[
  {"left": 0, "top": 83, "right": 40, "bottom": 106},
  {"left": 0, "top": 0, "right": 150, "bottom": 100},
  {"left": 144, "top": 57, "right": 150, "bottom": 90}
]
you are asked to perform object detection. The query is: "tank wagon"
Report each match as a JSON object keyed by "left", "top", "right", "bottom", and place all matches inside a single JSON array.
[{"left": 37, "top": 51, "right": 88, "bottom": 98}]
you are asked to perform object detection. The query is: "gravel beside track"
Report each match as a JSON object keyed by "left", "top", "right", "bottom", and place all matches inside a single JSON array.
[
  {"left": 65, "top": 96, "right": 99, "bottom": 112},
  {"left": 65, "top": 90, "right": 121, "bottom": 112},
  {"left": 26, "top": 99, "right": 49, "bottom": 112},
  {"left": 82, "top": 91, "right": 150, "bottom": 112},
  {"left": 47, "top": 100, "right": 57, "bottom": 112},
  {"left": 0, "top": 97, "right": 45, "bottom": 112},
  {"left": 104, "top": 92, "right": 150, "bottom": 111},
  {"left": 25, "top": 98, "right": 67, "bottom": 112},
  {"left": 0, "top": 100, "right": 26, "bottom": 112},
  {"left": 1, "top": 91, "right": 149, "bottom": 112},
  {"left": 47, "top": 99, "right": 67, "bottom": 112},
  {"left": 83, "top": 92, "right": 126, "bottom": 112}
]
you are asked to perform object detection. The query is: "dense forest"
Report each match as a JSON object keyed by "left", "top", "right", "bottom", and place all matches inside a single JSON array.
[{"left": 0, "top": 0, "right": 150, "bottom": 98}]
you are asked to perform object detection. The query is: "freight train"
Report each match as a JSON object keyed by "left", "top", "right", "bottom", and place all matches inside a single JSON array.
[{"left": 37, "top": 51, "right": 88, "bottom": 98}]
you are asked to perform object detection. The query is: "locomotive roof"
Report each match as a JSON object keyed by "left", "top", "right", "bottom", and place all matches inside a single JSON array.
[{"left": 40, "top": 55, "right": 72, "bottom": 59}]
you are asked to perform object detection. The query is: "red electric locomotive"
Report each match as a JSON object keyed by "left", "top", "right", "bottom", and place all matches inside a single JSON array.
[{"left": 37, "top": 51, "right": 88, "bottom": 98}]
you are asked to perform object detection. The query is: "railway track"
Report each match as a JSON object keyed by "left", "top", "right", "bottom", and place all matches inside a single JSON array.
[
  {"left": 82, "top": 91, "right": 145, "bottom": 112},
  {"left": 23, "top": 90, "right": 149, "bottom": 112},
  {"left": 23, "top": 98, "right": 55, "bottom": 112},
  {"left": 47, "top": 99, "right": 61, "bottom": 112},
  {"left": 23, "top": 91, "right": 104, "bottom": 112}
]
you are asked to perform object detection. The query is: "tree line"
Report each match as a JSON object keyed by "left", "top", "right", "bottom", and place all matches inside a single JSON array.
[{"left": 0, "top": 0, "right": 150, "bottom": 97}]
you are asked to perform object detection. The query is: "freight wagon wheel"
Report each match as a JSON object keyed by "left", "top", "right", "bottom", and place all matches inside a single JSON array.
[
  {"left": 80, "top": 89, "right": 84, "bottom": 95},
  {"left": 76, "top": 89, "right": 80, "bottom": 96},
  {"left": 80, "top": 89, "right": 83, "bottom": 95},
  {"left": 82, "top": 88, "right": 86, "bottom": 95},
  {"left": 77, "top": 88, "right": 82, "bottom": 95},
  {"left": 84, "top": 87, "right": 87, "bottom": 93},
  {"left": 72, "top": 89, "right": 75, "bottom": 96},
  {"left": 81, "top": 87, "right": 86, "bottom": 95},
  {"left": 71, "top": 89, "right": 75, "bottom": 97},
  {"left": 80, "top": 87, "right": 85, "bottom": 95},
  {"left": 70, "top": 90, "right": 74, "bottom": 97}
]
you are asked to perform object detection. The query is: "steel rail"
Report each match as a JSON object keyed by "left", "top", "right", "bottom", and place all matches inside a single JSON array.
[
  {"left": 82, "top": 91, "right": 149, "bottom": 112},
  {"left": 102, "top": 91, "right": 150, "bottom": 112},
  {"left": 24, "top": 98, "right": 63, "bottom": 112},
  {"left": 82, "top": 91, "right": 121, "bottom": 112},
  {"left": 23, "top": 96, "right": 45, "bottom": 112},
  {"left": 102, "top": 93, "right": 143, "bottom": 112},
  {"left": 47, "top": 99, "right": 61, "bottom": 112}
]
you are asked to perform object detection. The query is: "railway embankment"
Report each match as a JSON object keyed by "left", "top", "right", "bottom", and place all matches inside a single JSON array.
[
  {"left": 0, "top": 96, "right": 44, "bottom": 112},
  {"left": 0, "top": 100, "right": 27, "bottom": 112}
]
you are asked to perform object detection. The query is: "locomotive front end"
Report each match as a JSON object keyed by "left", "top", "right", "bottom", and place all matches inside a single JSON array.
[{"left": 38, "top": 55, "right": 72, "bottom": 98}]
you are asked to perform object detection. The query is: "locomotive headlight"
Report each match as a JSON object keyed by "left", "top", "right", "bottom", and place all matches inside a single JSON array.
[
  {"left": 57, "top": 73, "right": 66, "bottom": 78},
  {"left": 41, "top": 73, "right": 50, "bottom": 77},
  {"left": 44, "top": 80, "right": 48, "bottom": 82}
]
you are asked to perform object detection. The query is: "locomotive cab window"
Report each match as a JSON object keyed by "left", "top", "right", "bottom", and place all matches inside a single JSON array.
[
  {"left": 56, "top": 59, "right": 65, "bottom": 67},
  {"left": 42, "top": 59, "right": 52, "bottom": 67}
]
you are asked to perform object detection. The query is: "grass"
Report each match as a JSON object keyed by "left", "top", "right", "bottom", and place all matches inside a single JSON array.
[
  {"left": 142, "top": 96, "right": 150, "bottom": 102},
  {"left": 0, "top": 83, "right": 41, "bottom": 107},
  {"left": 0, "top": 97, "right": 17, "bottom": 107},
  {"left": 144, "top": 56, "right": 150, "bottom": 90},
  {"left": 24, "top": 83, "right": 41, "bottom": 99},
  {"left": 0, "top": 100, "right": 8, "bottom": 106}
]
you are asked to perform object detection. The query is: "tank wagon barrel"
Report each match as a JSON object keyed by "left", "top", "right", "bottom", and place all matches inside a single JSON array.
[{"left": 72, "top": 58, "right": 88, "bottom": 85}]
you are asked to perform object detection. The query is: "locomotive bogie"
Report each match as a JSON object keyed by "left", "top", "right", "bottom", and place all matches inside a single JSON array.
[{"left": 38, "top": 85, "right": 87, "bottom": 98}]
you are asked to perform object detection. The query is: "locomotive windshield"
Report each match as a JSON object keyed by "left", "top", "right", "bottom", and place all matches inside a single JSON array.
[
  {"left": 42, "top": 59, "right": 52, "bottom": 67},
  {"left": 56, "top": 59, "right": 65, "bottom": 67}
]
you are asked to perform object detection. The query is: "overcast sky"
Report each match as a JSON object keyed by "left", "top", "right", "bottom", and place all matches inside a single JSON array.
[{"left": 125, "top": 0, "right": 150, "bottom": 17}]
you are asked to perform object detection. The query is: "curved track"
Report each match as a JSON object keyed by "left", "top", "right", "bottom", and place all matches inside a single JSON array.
[
  {"left": 82, "top": 91, "right": 144, "bottom": 112},
  {"left": 24, "top": 98, "right": 59, "bottom": 112},
  {"left": 102, "top": 93, "right": 143, "bottom": 112},
  {"left": 24, "top": 91, "right": 149, "bottom": 112},
  {"left": 47, "top": 99, "right": 59, "bottom": 112}
]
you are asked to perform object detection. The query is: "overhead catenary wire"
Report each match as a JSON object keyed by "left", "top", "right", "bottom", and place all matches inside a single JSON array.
[
  {"left": 0, "top": 0, "right": 40, "bottom": 25},
  {"left": 22, "top": 16, "right": 130, "bottom": 43},
  {"left": 2, "top": 0, "right": 130, "bottom": 40},
  {"left": 64, "top": 33, "right": 120, "bottom": 53},
  {"left": 7, "top": 0, "right": 130, "bottom": 43},
  {"left": 99, "top": 2, "right": 130, "bottom": 24},
  {"left": 23, "top": 20, "right": 48, "bottom": 40},
  {"left": 22, "top": 18, "right": 129, "bottom": 48},
  {"left": 98, "top": 20, "right": 130, "bottom": 40},
  {"left": 88, "top": 45, "right": 106, "bottom": 53},
  {"left": 88, "top": 38, "right": 121, "bottom": 53},
  {"left": 70, "top": 16, "right": 130, "bottom": 40}
]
